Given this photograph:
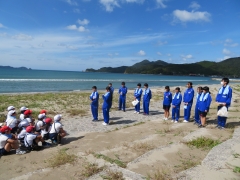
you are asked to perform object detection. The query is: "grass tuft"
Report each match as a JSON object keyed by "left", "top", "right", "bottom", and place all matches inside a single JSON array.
[
  {"left": 81, "top": 162, "right": 104, "bottom": 177},
  {"left": 94, "top": 153, "right": 126, "bottom": 168},
  {"left": 146, "top": 169, "right": 170, "bottom": 180},
  {"left": 66, "top": 109, "right": 87, "bottom": 116},
  {"left": 101, "top": 169, "right": 125, "bottom": 180},
  {"left": 186, "top": 137, "right": 221, "bottom": 150},
  {"left": 48, "top": 148, "right": 77, "bottom": 168},
  {"left": 233, "top": 166, "right": 240, "bottom": 173}
]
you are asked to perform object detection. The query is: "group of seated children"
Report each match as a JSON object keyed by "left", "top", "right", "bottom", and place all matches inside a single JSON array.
[
  {"left": 0, "top": 107, "right": 66, "bottom": 157},
  {"left": 162, "top": 78, "right": 232, "bottom": 129},
  {"left": 89, "top": 82, "right": 152, "bottom": 126}
]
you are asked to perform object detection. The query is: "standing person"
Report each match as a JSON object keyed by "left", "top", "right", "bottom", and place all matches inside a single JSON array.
[
  {"left": 198, "top": 86, "right": 212, "bottom": 128},
  {"left": 134, "top": 83, "right": 143, "bottom": 114},
  {"left": 194, "top": 87, "right": 203, "bottom": 125},
  {"left": 171, "top": 87, "right": 182, "bottom": 123},
  {"left": 163, "top": 86, "right": 172, "bottom": 120},
  {"left": 183, "top": 82, "right": 195, "bottom": 122},
  {"left": 102, "top": 87, "right": 111, "bottom": 125},
  {"left": 90, "top": 86, "right": 99, "bottom": 121},
  {"left": 118, "top": 82, "right": 128, "bottom": 112},
  {"left": 143, "top": 83, "right": 152, "bottom": 115},
  {"left": 108, "top": 83, "right": 114, "bottom": 109},
  {"left": 216, "top": 78, "right": 232, "bottom": 129}
]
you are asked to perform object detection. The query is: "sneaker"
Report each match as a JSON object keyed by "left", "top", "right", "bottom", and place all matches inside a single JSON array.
[
  {"left": 183, "top": 120, "right": 189, "bottom": 123},
  {"left": 52, "top": 140, "right": 58, "bottom": 145},
  {"left": 174, "top": 121, "right": 178, "bottom": 123},
  {"left": 134, "top": 111, "right": 137, "bottom": 114},
  {"left": 102, "top": 122, "right": 108, "bottom": 126},
  {"left": 215, "top": 125, "right": 220, "bottom": 128},
  {"left": 136, "top": 112, "right": 140, "bottom": 114},
  {"left": 171, "top": 120, "right": 174, "bottom": 122},
  {"left": 218, "top": 126, "right": 225, "bottom": 130},
  {"left": 164, "top": 118, "right": 168, "bottom": 121},
  {"left": 16, "top": 150, "right": 27, "bottom": 155},
  {"left": 193, "top": 122, "right": 198, "bottom": 125}
]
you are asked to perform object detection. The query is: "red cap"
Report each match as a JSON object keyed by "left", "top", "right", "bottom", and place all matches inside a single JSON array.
[
  {"left": 0, "top": 126, "right": 12, "bottom": 133},
  {"left": 26, "top": 126, "right": 35, "bottom": 133},
  {"left": 24, "top": 109, "right": 32, "bottom": 115},
  {"left": 45, "top": 118, "right": 52, "bottom": 124},
  {"left": 40, "top": 109, "right": 47, "bottom": 114}
]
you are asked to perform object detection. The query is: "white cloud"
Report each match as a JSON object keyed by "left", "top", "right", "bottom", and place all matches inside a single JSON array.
[
  {"left": 167, "top": 53, "right": 171, "bottom": 56},
  {"left": 125, "top": 0, "right": 145, "bottom": 3},
  {"left": 11, "top": 34, "right": 33, "bottom": 41},
  {"left": 138, "top": 50, "right": 146, "bottom": 56},
  {"left": 156, "top": 40, "right": 168, "bottom": 46},
  {"left": 173, "top": 10, "right": 211, "bottom": 23},
  {"left": 66, "top": 24, "right": 78, "bottom": 30},
  {"left": 99, "top": 0, "right": 120, "bottom": 12},
  {"left": 223, "top": 56, "right": 231, "bottom": 60},
  {"left": 156, "top": 0, "right": 167, "bottom": 8},
  {"left": 78, "top": 26, "right": 88, "bottom": 32},
  {"left": 225, "top": 39, "right": 232, "bottom": 43},
  {"left": 224, "top": 39, "right": 239, "bottom": 47},
  {"left": 157, "top": 52, "right": 162, "bottom": 56},
  {"left": 77, "top": 19, "right": 90, "bottom": 25},
  {"left": 222, "top": 48, "right": 231, "bottom": 55},
  {"left": 189, "top": 1, "right": 200, "bottom": 10},
  {"left": 181, "top": 54, "right": 193, "bottom": 61},
  {"left": 63, "top": 10, "right": 67, "bottom": 13},
  {"left": 73, "top": 8, "right": 80, "bottom": 13},
  {"left": 0, "top": 23, "right": 5, "bottom": 28},
  {"left": 64, "top": 0, "right": 78, "bottom": 6}
]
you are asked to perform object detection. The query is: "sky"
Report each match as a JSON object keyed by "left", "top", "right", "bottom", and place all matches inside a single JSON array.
[{"left": 0, "top": 0, "right": 240, "bottom": 71}]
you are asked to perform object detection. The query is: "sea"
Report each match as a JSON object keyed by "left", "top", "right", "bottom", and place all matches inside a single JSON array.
[{"left": 0, "top": 69, "right": 222, "bottom": 93}]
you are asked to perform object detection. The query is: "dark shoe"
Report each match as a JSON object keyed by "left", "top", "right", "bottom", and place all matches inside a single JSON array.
[
  {"left": 215, "top": 125, "right": 220, "bottom": 128},
  {"left": 218, "top": 126, "right": 225, "bottom": 130}
]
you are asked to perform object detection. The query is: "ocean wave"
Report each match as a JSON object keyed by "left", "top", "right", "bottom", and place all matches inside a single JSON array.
[{"left": 0, "top": 79, "right": 208, "bottom": 82}]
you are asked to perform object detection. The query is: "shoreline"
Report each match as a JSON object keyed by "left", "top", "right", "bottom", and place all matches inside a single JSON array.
[{"left": 0, "top": 82, "right": 236, "bottom": 95}]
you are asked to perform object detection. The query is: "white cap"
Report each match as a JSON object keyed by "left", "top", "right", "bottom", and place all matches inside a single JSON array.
[
  {"left": 54, "top": 114, "right": 62, "bottom": 122},
  {"left": 7, "top": 106, "right": 15, "bottom": 111},
  {"left": 0, "top": 123, "right": 3, "bottom": 127},
  {"left": 38, "top": 114, "right": 45, "bottom": 119},
  {"left": 18, "top": 120, "right": 29, "bottom": 128},
  {"left": 20, "top": 106, "right": 28, "bottom": 111},
  {"left": 8, "top": 110, "right": 16, "bottom": 116}
]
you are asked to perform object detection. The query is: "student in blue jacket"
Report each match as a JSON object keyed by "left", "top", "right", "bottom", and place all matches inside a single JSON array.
[
  {"left": 216, "top": 78, "right": 232, "bottom": 129},
  {"left": 163, "top": 86, "right": 172, "bottom": 120},
  {"left": 118, "top": 82, "right": 128, "bottom": 112},
  {"left": 171, "top": 87, "right": 182, "bottom": 123},
  {"left": 90, "top": 86, "right": 99, "bottom": 121},
  {"left": 183, "top": 82, "right": 195, "bottom": 122},
  {"left": 143, "top": 83, "right": 152, "bottom": 115},
  {"left": 102, "top": 86, "right": 111, "bottom": 126},
  {"left": 134, "top": 83, "right": 143, "bottom": 114},
  {"left": 194, "top": 87, "right": 203, "bottom": 125},
  {"left": 198, "top": 86, "right": 212, "bottom": 128},
  {"left": 108, "top": 83, "right": 114, "bottom": 109}
]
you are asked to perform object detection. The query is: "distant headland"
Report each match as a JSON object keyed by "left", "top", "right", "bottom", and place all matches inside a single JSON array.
[
  {"left": 85, "top": 57, "right": 240, "bottom": 77},
  {"left": 0, "top": 66, "right": 31, "bottom": 70}
]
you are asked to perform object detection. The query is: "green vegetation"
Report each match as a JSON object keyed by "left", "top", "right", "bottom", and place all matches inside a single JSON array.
[
  {"left": 233, "top": 166, "right": 240, "bottom": 173},
  {"left": 86, "top": 57, "right": 240, "bottom": 76},
  {"left": 146, "top": 169, "right": 171, "bottom": 180},
  {"left": 186, "top": 137, "right": 221, "bottom": 150},
  {"left": 48, "top": 148, "right": 77, "bottom": 168},
  {"left": 94, "top": 153, "right": 126, "bottom": 168},
  {"left": 81, "top": 162, "right": 104, "bottom": 177}
]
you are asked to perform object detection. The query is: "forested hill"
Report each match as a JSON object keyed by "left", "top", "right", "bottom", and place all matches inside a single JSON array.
[
  {"left": 85, "top": 57, "right": 240, "bottom": 77},
  {"left": 0, "top": 66, "right": 31, "bottom": 70}
]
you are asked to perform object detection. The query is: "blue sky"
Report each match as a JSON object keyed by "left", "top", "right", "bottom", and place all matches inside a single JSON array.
[{"left": 0, "top": 0, "right": 239, "bottom": 71}]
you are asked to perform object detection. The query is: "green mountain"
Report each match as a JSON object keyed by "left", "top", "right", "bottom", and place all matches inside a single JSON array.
[
  {"left": 85, "top": 57, "right": 240, "bottom": 77},
  {"left": 0, "top": 66, "right": 31, "bottom": 70}
]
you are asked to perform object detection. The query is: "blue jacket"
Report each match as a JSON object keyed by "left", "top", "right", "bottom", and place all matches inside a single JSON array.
[
  {"left": 163, "top": 91, "right": 172, "bottom": 105},
  {"left": 172, "top": 93, "right": 182, "bottom": 107},
  {"left": 119, "top": 86, "right": 128, "bottom": 97},
  {"left": 195, "top": 93, "right": 202, "bottom": 108},
  {"left": 90, "top": 91, "right": 99, "bottom": 106},
  {"left": 198, "top": 93, "right": 212, "bottom": 112},
  {"left": 102, "top": 92, "right": 111, "bottom": 109},
  {"left": 143, "top": 88, "right": 152, "bottom": 102},
  {"left": 183, "top": 88, "right": 194, "bottom": 104},
  {"left": 216, "top": 86, "right": 232, "bottom": 107},
  {"left": 134, "top": 88, "right": 143, "bottom": 101}
]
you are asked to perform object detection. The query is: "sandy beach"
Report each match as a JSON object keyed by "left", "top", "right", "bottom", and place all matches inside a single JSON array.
[{"left": 0, "top": 83, "right": 240, "bottom": 180}]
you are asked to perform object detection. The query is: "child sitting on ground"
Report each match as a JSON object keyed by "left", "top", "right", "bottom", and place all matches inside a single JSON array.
[{"left": 49, "top": 115, "right": 66, "bottom": 144}]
